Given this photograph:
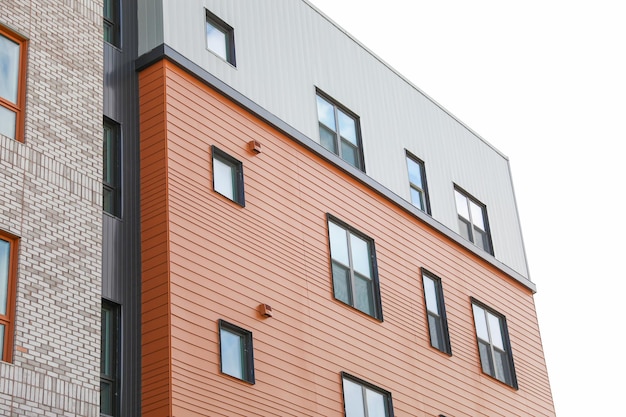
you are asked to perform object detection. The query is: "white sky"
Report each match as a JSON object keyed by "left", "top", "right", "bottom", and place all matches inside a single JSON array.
[{"left": 308, "top": 1, "right": 626, "bottom": 415}]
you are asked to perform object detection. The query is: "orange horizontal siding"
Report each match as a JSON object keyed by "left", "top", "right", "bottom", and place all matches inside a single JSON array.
[{"left": 138, "top": 59, "right": 554, "bottom": 417}]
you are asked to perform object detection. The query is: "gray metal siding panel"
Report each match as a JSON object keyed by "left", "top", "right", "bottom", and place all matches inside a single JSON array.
[
  {"left": 103, "top": 0, "right": 142, "bottom": 414},
  {"left": 156, "top": 1, "right": 529, "bottom": 277}
]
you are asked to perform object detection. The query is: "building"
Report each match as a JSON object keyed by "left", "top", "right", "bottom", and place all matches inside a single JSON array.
[{"left": 1, "top": 0, "right": 555, "bottom": 416}]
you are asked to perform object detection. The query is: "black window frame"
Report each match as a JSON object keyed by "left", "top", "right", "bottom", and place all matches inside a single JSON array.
[
  {"left": 315, "top": 89, "right": 365, "bottom": 171},
  {"left": 101, "top": 299, "right": 121, "bottom": 417},
  {"left": 471, "top": 298, "right": 518, "bottom": 389},
  {"left": 218, "top": 319, "right": 255, "bottom": 384},
  {"left": 326, "top": 214, "right": 383, "bottom": 321},
  {"left": 421, "top": 268, "right": 452, "bottom": 355},
  {"left": 103, "top": 117, "right": 121, "bottom": 217},
  {"left": 103, "top": 0, "right": 120, "bottom": 47},
  {"left": 405, "top": 151, "right": 431, "bottom": 214},
  {"left": 454, "top": 186, "right": 493, "bottom": 255},
  {"left": 341, "top": 372, "right": 394, "bottom": 417},
  {"left": 205, "top": 9, "right": 236, "bottom": 66},
  {"left": 211, "top": 145, "right": 245, "bottom": 207}
]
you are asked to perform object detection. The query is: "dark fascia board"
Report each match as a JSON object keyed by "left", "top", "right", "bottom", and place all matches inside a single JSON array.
[{"left": 135, "top": 44, "right": 537, "bottom": 293}]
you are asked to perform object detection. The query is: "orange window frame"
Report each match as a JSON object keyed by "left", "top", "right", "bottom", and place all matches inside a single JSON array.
[
  {"left": 0, "top": 231, "right": 18, "bottom": 363},
  {"left": 0, "top": 25, "right": 28, "bottom": 142}
]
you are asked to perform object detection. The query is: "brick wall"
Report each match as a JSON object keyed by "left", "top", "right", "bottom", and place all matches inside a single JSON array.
[{"left": 0, "top": 1, "right": 103, "bottom": 416}]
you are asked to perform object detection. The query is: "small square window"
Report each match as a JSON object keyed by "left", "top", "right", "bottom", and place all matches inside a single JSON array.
[
  {"left": 421, "top": 269, "right": 451, "bottom": 355},
  {"left": 471, "top": 299, "right": 518, "bottom": 388},
  {"left": 218, "top": 320, "right": 255, "bottom": 384},
  {"left": 212, "top": 146, "right": 245, "bottom": 206},
  {"left": 341, "top": 372, "right": 394, "bottom": 417},
  {"left": 454, "top": 187, "right": 493, "bottom": 254},
  {"left": 327, "top": 215, "right": 382, "bottom": 320},
  {"left": 406, "top": 152, "right": 430, "bottom": 214},
  {"left": 316, "top": 91, "right": 365, "bottom": 171},
  {"left": 206, "top": 9, "right": 236, "bottom": 66}
]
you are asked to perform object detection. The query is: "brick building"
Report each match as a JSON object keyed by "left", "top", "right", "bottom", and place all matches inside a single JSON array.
[{"left": 0, "top": 1, "right": 555, "bottom": 416}]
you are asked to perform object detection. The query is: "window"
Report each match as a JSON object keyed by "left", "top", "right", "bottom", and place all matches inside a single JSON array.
[
  {"left": 421, "top": 269, "right": 451, "bottom": 354},
  {"left": 327, "top": 215, "right": 382, "bottom": 320},
  {"left": 212, "top": 146, "right": 245, "bottom": 206},
  {"left": 316, "top": 92, "right": 364, "bottom": 171},
  {"left": 0, "top": 232, "right": 17, "bottom": 363},
  {"left": 103, "top": 0, "right": 120, "bottom": 47},
  {"left": 103, "top": 118, "right": 121, "bottom": 217},
  {"left": 101, "top": 300, "right": 120, "bottom": 416},
  {"left": 0, "top": 25, "right": 27, "bottom": 142},
  {"left": 341, "top": 372, "right": 394, "bottom": 417},
  {"left": 472, "top": 300, "right": 517, "bottom": 388},
  {"left": 205, "top": 9, "right": 236, "bottom": 65},
  {"left": 454, "top": 187, "right": 493, "bottom": 254},
  {"left": 405, "top": 152, "right": 430, "bottom": 213},
  {"left": 218, "top": 320, "right": 255, "bottom": 384}
]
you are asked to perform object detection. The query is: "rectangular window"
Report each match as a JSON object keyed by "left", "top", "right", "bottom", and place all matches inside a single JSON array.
[
  {"left": 316, "top": 91, "right": 365, "bottom": 171},
  {"left": 327, "top": 215, "right": 382, "bottom": 320},
  {"left": 212, "top": 146, "right": 245, "bottom": 206},
  {"left": 103, "top": 118, "right": 121, "bottom": 217},
  {"left": 342, "top": 372, "right": 394, "bottom": 417},
  {"left": 472, "top": 300, "right": 518, "bottom": 388},
  {"left": 405, "top": 152, "right": 430, "bottom": 213},
  {"left": 454, "top": 187, "right": 493, "bottom": 254},
  {"left": 101, "top": 300, "right": 120, "bottom": 416},
  {"left": 0, "top": 231, "right": 17, "bottom": 363},
  {"left": 421, "top": 269, "right": 451, "bottom": 354},
  {"left": 103, "top": 0, "right": 120, "bottom": 47},
  {"left": 0, "top": 25, "right": 27, "bottom": 142},
  {"left": 206, "top": 9, "right": 236, "bottom": 65},
  {"left": 218, "top": 320, "right": 255, "bottom": 384}
]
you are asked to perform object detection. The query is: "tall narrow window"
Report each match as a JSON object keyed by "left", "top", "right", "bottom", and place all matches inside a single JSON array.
[
  {"left": 0, "top": 232, "right": 17, "bottom": 363},
  {"left": 101, "top": 300, "right": 120, "bottom": 416},
  {"left": 342, "top": 372, "right": 394, "bottom": 417},
  {"left": 421, "top": 269, "right": 451, "bottom": 354},
  {"left": 454, "top": 187, "right": 493, "bottom": 254},
  {"left": 103, "top": 0, "right": 120, "bottom": 47},
  {"left": 206, "top": 9, "right": 236, "bottom": 65},
  {"left": 405, "top": 152, "right": 430, "bottom": 213},
  {"left": 212, "top": 146, "right": 245, "bottom": 206},
  {"left": 103, "top": 118, "right": 121, "bottom": 217},
  {"left": 316, "top": 92, "right": 365, "bottom": 171},
  {"left": 0, "top": 25, "right": 27, "bottom": 142},
  {"left": 327, "top": 215, "right": 382, "bottom": 320},
  {"left": 218, "top": 320, "right": 255, "bottom": 384},
  {"left": 472, "top": 300, "right": 518, "bottom": 388}
]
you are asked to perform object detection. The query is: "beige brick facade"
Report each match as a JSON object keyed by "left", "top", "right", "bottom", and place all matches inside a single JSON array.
[{"left": 0, "top": 1, "right": 103, "bottom": 415}]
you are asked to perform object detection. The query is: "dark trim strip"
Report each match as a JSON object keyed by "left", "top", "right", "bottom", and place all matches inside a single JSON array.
[{"left": 134, "top": 44, "right": 536, "bottom": 293}]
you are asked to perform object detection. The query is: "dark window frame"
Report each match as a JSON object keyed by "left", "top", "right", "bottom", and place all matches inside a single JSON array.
[
  {"left": 103, "top": 117, "right": 121, "bottom": 217},
  {"left": 471, "top": 298, "right": 518, "bottom": 389},
  {"left": 218, "top": 319, "right": 255, "bottom": 384},
  {"left": 205, "top": 9, "right": 236, "bottom": 66},
  {"left": 316, "top": 89, "right": 365, "bottom": 171},
  {"left": 0, "top": 25, "right": 28, "bottom": 142},
  {"left": 405, "top": 151, "right": 431, "bottom": 214},
  {"left": 454, "top": 186, "right": 493, "bottom": 255},
  {"left": 211, "top": 145, "right": 245, "bottom": 207},
  {"left": 103, "top": 0, "right": 121, "bottom": 47},
  {"left": 100, "top": 299, "right": 121, "bottom": 417},
  {"left": 421, "top": 268, "right": 452, "bottom": 355},
  {"left": 341, "top": 371, "right": 394, "bottom": 417},
  {"left": 326, "top": 214, "right": 383, "bottom": 321},
  {"left": 0, "top": 231, "right": 18, "bottom": 363}
]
